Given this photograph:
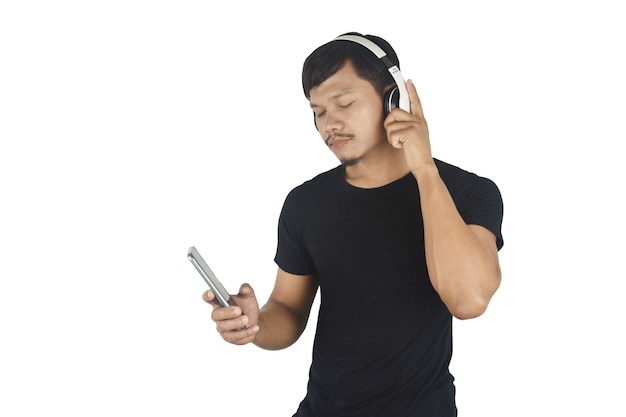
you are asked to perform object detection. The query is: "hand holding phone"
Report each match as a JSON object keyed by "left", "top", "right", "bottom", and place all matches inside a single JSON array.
[{"left": 188, "top": 246, "right": 237, "bottom": 307}]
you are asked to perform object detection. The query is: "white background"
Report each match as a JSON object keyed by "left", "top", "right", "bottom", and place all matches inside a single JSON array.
[{"left": 1, "top": 1, "right": 624, "bottom": 416}]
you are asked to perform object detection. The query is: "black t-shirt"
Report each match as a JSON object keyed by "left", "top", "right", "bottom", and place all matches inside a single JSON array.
[{"left": 274, "top": 159, "right": 504, "bottom": 417}]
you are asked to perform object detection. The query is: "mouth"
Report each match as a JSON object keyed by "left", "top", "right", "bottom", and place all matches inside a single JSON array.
[{"left": 326, "top": 134, "right": 355, "bottom": 148}]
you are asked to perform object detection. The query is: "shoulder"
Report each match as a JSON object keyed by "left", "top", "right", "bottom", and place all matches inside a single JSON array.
[
  {"left": 435, "top": 158, "right": 500, "bottom": 194},
  {"left": 285, "top": 165, "right": 342, "bottom": 201},
  {"left": 277, "top": 166, "right": 343, "bottom": 221},
  {"left": 434, "top": 158, "right": 503, "bottom": 220},
  {"left": 435, "top": 158, "right": 486, "bottom": 180},
  {"left": 435, "top": 159, "right": 504, "bottom": 248}
]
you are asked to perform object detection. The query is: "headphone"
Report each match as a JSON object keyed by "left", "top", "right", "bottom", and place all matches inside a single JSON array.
[
  {"left": 333, "top": 34, "right": 410, "bottom": 116},
  {"left": 312, "top": 34, "right": 410, "bottom": 130}
]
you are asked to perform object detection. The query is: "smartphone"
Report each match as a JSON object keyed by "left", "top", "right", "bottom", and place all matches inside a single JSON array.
[{"left": 188, "top": 246, "right": 236, "bottom": 307}]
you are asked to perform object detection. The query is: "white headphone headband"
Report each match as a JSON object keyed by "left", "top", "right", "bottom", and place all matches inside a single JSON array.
[
  {"left": 334, "top": 34, "right": 388, "bottom": 58},
  {"left": 333, "top": 34, "right": 410, "bottom": 112}
]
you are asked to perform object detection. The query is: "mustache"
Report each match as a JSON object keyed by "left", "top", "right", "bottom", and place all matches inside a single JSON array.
[{"left": 325, "top": 133, "right": 355, "bottom": 147}]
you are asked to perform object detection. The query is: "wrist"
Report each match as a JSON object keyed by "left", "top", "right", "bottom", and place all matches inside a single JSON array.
[{"left": 411, "top": 159, "right": 439, "bottom": 183}]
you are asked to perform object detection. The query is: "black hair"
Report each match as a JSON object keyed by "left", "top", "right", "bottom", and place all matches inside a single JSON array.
[{"left": 302, "top": 32, "right": 401, "bottom": 100}]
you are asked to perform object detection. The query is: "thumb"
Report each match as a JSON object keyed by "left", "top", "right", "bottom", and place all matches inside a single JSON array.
[{"left": 238, "top": 283, "right": 254, "bottom": 297}]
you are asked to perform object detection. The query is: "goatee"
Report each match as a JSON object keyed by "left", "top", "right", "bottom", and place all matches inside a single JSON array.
[{"left": 341, "top": 157, "right": 361, "bottom": 167}]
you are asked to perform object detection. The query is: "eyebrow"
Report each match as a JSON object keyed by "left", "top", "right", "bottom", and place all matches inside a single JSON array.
[{"left": 310, "top": 89, "right": 355, "bottom": 109}]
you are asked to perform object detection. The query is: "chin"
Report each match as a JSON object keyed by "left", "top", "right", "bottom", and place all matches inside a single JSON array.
[{"left": 340, "top": 157, "right": 361, "bottom": 167}]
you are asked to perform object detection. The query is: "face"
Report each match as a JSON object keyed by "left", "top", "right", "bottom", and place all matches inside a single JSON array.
[{"left": 309, "top": 61, "right": 388, "bottom": 166}]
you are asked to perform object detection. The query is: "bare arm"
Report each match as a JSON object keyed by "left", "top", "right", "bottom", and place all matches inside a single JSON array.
[
  {"left": 414, "top": 164, "right": 501, "bottom": 319},
  {"left": 254, "top": 268, "right": 319, "bottom": 350},
  {"left": 385, "top": 79, "right": 501, "bottom": 319}
]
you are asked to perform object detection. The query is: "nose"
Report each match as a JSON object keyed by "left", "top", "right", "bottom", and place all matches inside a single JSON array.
[{"left": 320, "top": 110, "right": 344, "bottom": 134}]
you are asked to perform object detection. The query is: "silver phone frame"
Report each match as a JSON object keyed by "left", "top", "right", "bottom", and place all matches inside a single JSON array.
[{"left": 188, "top": 246, "right": 234, "bottom": 307}]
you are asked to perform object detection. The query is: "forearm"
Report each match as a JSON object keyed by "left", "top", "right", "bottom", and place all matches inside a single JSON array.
[
  {"left": 413, "top": 164, "right": 501, "bottom": 319},
  {"left": 253, "top": 299, "right": 308, "bottom": 350}
]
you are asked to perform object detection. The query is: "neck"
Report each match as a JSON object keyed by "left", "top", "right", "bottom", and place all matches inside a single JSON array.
[{"left": 344, "top": 148, "right": 410, "bottom": 189}]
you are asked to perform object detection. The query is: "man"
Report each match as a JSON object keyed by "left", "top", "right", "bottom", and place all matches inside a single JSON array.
[{"left": 203, "top": 32, "right": 504, "bottom": 416}]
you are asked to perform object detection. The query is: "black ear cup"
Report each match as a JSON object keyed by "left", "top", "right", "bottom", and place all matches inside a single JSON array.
[{"left": 383, "top": 86, "right": 400, "bottom": 116}]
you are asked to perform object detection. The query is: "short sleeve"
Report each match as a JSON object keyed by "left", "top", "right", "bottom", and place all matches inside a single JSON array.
[
  {"left": 456, "top": 176, "right": 504, "bottom": 250},
  {"left": 274, "top": 188, "right": 317, "bottom": 275}
]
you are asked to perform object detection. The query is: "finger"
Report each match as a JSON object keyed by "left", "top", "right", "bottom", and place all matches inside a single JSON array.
[
  {"left": 384, "top": 117, "right": 415, "bottom": 144},
  {"left": 406, "top": 79, "right": 425, "bottom": 119},
  {"left": 211, "top": 305, "right": 243, "bottom": 322},
  {"left": 215, "top": 313, "right": 249, "bottom": 334},
  {"left": 202, "top": 289, "right": 230, "bottom": 310},
  {"left": 222, "top": 325, "right": 260, "bottom": 346},
  {"left": 202, "top": 289, "right": 218, "bottom": 305}
]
